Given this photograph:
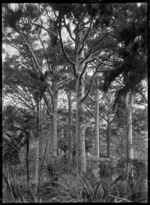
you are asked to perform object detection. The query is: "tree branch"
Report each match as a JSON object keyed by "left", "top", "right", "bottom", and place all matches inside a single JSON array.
[
  {"left": 23, "top": 86, "right": 37, "bottom": 111},
  {"left": 19, "top": 31, "right": 54, "bottom": 101},
  {"left": 13, "top": 30, "right": 56, "bottom": 119},
  {"left": 63, "top": 18, "right": 75, "bottom": 42},
  {"left": 99, "top": 112, "right": 108, "bottom": 122},
  {"left": 84, "top": 104, "right": 94, "bottom": 117},
  {"left": 12, "top": 92, "right": 34, "bottom": 111},
  {"left": 43, "top": 93, "right": 53, "bottom": 118},
  {"left": 32, "top": 23, "right": 60, "bottom": 43},
  {"left": 79, "top": 58, "right": 96, "bottom": 82},
  {"left": 88, "top": 95, "right": 95, "bottom": 103},
  {"left": 81, "top": 70, "right": 97, "bottom": 103},
  {"left": 84, "top": 104, "right": 108, "bottom": 122},
  {"left": 81, "top": 32, "right": 109, "bottom": 64},
  {"left": 77, "top": 31, "right": 89, "bottom": 57},
  {"left": 58, "top": 20, "right": 75, "bottom": 68},
  {"left": 77, "top": 20, "right": 93, "bottom": 57},
  {"left": 18, "top": 31, "right": 43, "bottom": 75},
  {"left": 110, "top": 116, "right": 115, "bottom": 124},
  {"left": 37, "top": 32, "right": 52, "bottom": 74},
  {"left": 81, "top": 61, "right": 103, "bottom": 102}
]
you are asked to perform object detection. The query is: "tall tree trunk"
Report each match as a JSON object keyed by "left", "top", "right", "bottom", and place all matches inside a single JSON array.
[
  {"left": 120, "top": 129, "right": 124, "bottom": 160},
  {"left": 76, "top": 78, "right": 86, "bottom": 173},
  {"left": 67, "top": 91, "right": 72, "bottom": 174},
  {"left": 26, "top": 131, "right": 29, "bottom": 184},
  {"left": 6, "top": 162, "right": 10, "bottom": 186},
  {"left": 125, "top": 92, "right": 133, "bottom": 161},
  {"left": 25, "top": 131, "right": 30, "bottom": 198},
  {"left": 61, "top": 128, "right": 64, "bottom": 156},
  {"left": 49, "top": 116, "right": 53, "bottom": 157},
  {"left": 74, "top": 35, "right": 87, "bottom": 174},
  {"left": 95, "top": 78, "right": 100, "bottom": 157},
  {"left": 39, "top": 102, "right": 48, "bottom": 159},
  {"left": 125, "top": 92, "right": 134, "bottom": 178},
  {"left": 127, "top": 94, "right": 133, "bottom": 161},
  {"left": 125, "top": 92, "right": 129, "bottom": 161},
  {"left": 127, "top": 93, "right": 134, "bottom": 179},
  {"left": 35, "top": 100, "right": 40, "bottom": 194},
  {"left": 51, "top": 67, "right": 58, "bottom": 157},
  {"left": 52, "top": 95, "right": 58, "bottom": 157},
  {"left": 75, "top": 40, "right": 86, "bottom": 174},
  {"left": 107, "top": 115, "right": 111, "bottom": 158}
]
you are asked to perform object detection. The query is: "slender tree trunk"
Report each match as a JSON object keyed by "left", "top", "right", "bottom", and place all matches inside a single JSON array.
[
  {"left": 107, "top": 116, "right": 111, "bottom": 158},
  {"left": 49, "top": 93, "right": 58, "bottom": 158},
  {"left": 25, "top": 131, "right": 30, "bottom": 198},
  {"left": 51, "top": 72, "right": 58, "bottom": 157},
  {"left": 52, "top": 97, "right": 58, "bottom": 157},
  {"left": 61, "top": 128, "right": 64, "bottom": 156},
  {"left": 76, "top": 78, "right": 86, "bottom": 173},
  {"left": 39, "top": 102, "right": 47, "bottom": 159},
  {"left": 128, "top": 95, "right": 133, "bottom": 161},
  {"left": 125, "top": 92, "right": 134, "bottom": 178},
  {"left": 125, "top": 92, "right": 129, "bottom": 162},
  {"left": 26, "top": 132, "right": 29, "bottom": 184},
  {"left": 49, "top": 116, "right": 53, "bottom": 157},
  {"left": 6, "top": 162, "right": 10, "bottom": 185},
  {"left": 75, "top": 36, "right": 87, "bottom": 174},
  {"left": 67, "top": 91, "right": 72, "bottom": 174},
  {"left": 35, "top": 100, "right": 40, "bottom": 194},
  {"left": 39, "top": 138, "right": 49, "bottom": 184},
  {"left": 95, "top": 78, "right": 100, "bottom": 157},
  {"left": 127, "top": 94, "right": 134, "bottom": 179},
  {"left": 120, "top": 130, "right": 124, "bottom": 160},
  {"left": 125, "top": 92, "right": 134, "bottom": 161}
]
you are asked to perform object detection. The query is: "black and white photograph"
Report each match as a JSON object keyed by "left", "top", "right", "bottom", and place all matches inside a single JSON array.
[{"left": 2, "top": 2, "right": 148, "bottom": 203}]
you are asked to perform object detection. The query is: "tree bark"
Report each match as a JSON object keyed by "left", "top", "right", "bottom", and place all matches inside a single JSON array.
[
  {"left": 52, "top": 95, "right": 58, "bottom": 157},
  {"left": 127, "top": 94, "right": 133, "bottom": 161},
  {"left": 125, "top": 92, "right": 134, "bottom": 179},
  {"left": 75, "top": 38, "right": 87, "bottom": 174},
  {"left": 51, "top": 71, "right": 58, "bottom": 157},
  {"left": 127, "top": 93, "right": 134, "bottom": 179},
  {"left": 95, "top": 78, "right": 100, "bottom": 157},
  {"left": 120, "top": 129, "right": 124, "bottom": 160},
  {"left": 76, "top": 77, "right": 86, "bottom": 173},
  {"left": 49, "top": 116, "right": 53, "bottom": 157},
  {"left": 125, "top": 92, "right": 133, "bottom": 161},
  {"left": 67, "top": 91, "right": 72, "bottom": 174},
  {"left": 35, "top": 100, "right": 40, "bottom": 194},
  {"left": 107, "top": 115, "right": 111, "bottom": 158},
  {"left": 61, "top": 128, "right": 64, "bottom": 156},
  {"left": 26, "top": 131, "right": 30, "bottom": 184}
]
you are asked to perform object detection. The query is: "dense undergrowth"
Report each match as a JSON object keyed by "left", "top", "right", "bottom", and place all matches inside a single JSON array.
[{"left": 3, "top": 156, "right": 147, "bottom": 203}]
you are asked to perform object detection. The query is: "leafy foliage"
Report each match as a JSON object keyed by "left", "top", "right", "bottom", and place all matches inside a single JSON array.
[
  {"left": 2, "top": 3, "right": 147, "bottom": 203},
  {"left": 3, "top": 4, "right": 23, "bottom": 30},
  {"left": 102, "top": 3, "right": 147, "bottom": 112},
  {"left": 2, "top": 104, "right": 35, "bottom": 166}
]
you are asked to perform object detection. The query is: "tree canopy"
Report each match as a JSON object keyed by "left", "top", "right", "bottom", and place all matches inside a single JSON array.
[{"left": 2, "top": 3, "right": 147, "bottom": 203}]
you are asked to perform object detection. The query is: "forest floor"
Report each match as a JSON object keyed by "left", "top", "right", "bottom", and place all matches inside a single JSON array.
[{"left": 3, "top": 156, "right": 148, "bottom": 203}]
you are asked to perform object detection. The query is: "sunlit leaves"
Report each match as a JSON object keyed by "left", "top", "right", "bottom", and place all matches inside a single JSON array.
[{"left": 23, "top": 4, "right": 43, "bottom": 20}]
